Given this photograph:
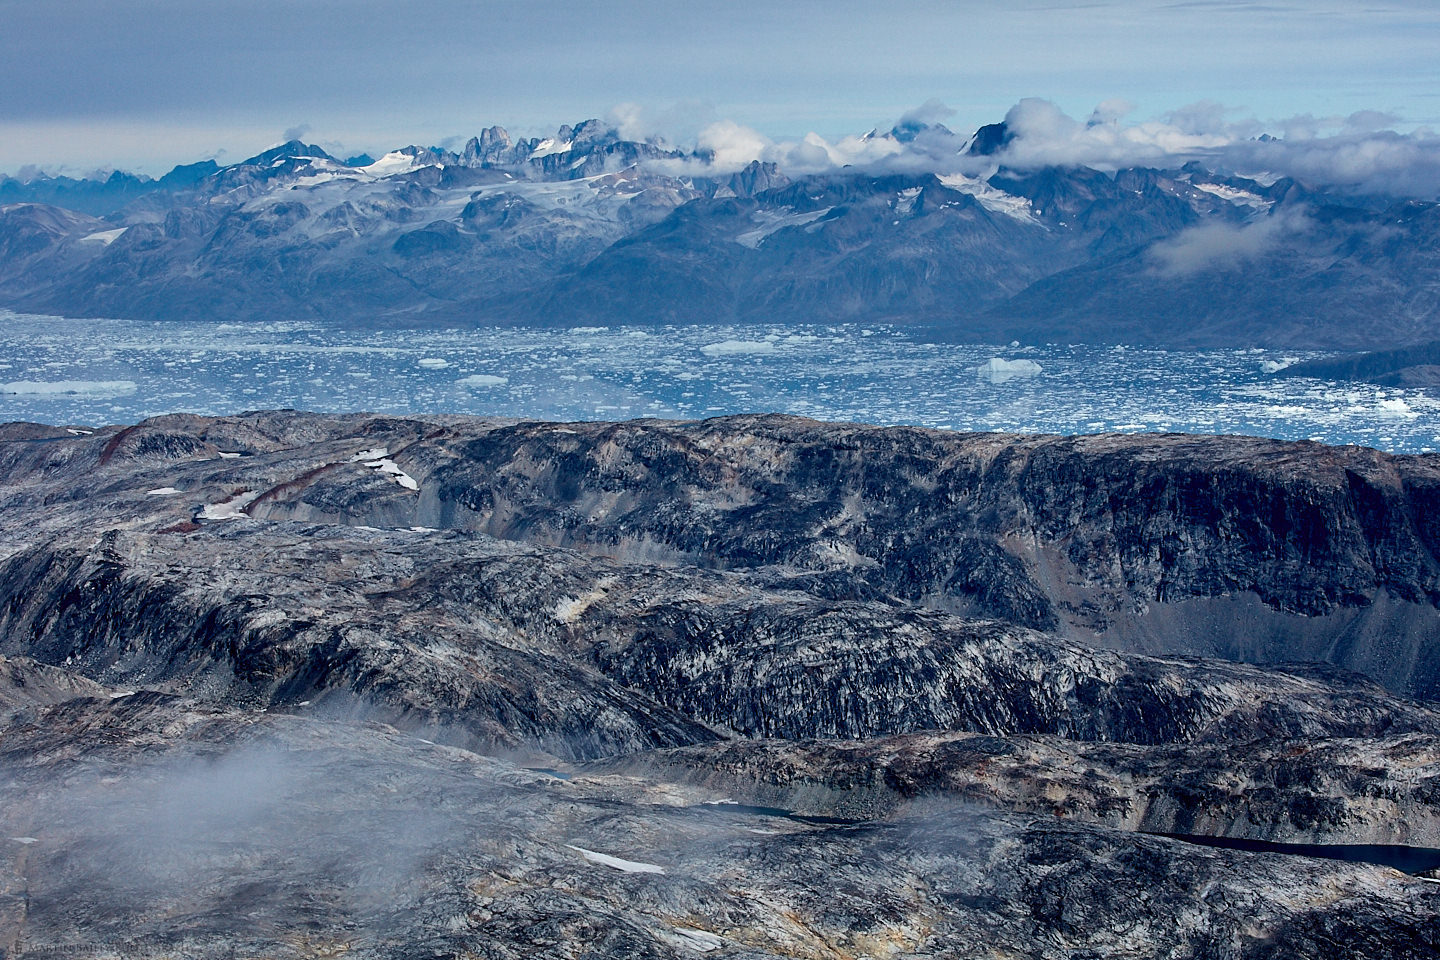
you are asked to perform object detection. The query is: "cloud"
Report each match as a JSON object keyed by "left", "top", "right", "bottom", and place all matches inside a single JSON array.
[
  {"left": 282, "top": 122, "right": 312, "bottom": 142},
  {"left": 992, "top": 97, "right": 1235, "bottom": 170},
  {"left": 606, "top": 100, "right": 719, "bottom": 145},
  {"left": 1087, "top": 98, "right": 1135, "bottom": 126},
  {"left": 649, "top": 118, "right": 908, "bottom": 177},
  {"left": 647, "top": 97, "right": 1439, "bottom": 200},
  {"left": 980, "top": 100, "right": 1440, "bottom": 197},
  {"left": 897, "top": 98, "right": 957, "bottom": 129},
  {"left": 1223, "top": 127, "right": 1440, "bottom": 197},
  {"left": 694, "top": 119, "right": 776, "bottom": 171},
  {"left": 1148, "top": 207, "right": 1311, "bottom": 277}
]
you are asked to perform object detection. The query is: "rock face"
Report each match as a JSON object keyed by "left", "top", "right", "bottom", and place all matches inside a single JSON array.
[
  {"left": 2, "top": 410, "right": 1440, "bottom": 957},
  {"left": 6, "top": 692, "right": 1439, "bottom": 960},
  {"left": 1283, "top": 339, "right": 1440, "bottom": 390},
  {"left": 238, "top": 414, "right": 1440, "bottom": 697}
]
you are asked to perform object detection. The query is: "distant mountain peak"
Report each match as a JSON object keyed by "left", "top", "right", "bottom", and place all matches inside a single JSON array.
[
  {"left": 889, "top": 119, "right": 953, "bottom": 143},
  {"left": 964, "top": 121, "right": 1014, "bottom": 157},
  {"left": 239, "top": 140, "right": 336, "bottom": 168}
]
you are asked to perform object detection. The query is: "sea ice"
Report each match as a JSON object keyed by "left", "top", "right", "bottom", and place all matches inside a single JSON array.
[{"left": 457, "top": 374, "right": 509, "bottom": 388}]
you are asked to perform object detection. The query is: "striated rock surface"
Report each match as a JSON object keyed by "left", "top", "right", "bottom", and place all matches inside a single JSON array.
[
  {"left": 162, "top": 412, "right": 1440, "bottom": 697},
  {"left": 2, "top": 410, "right": 1440, "bottom": 956},
  {"left": 588, "top": 731, "right": 1440, "bottom": 846},
  {"left": 3, "top": 690, "right": 1439, "bottom": 960}
]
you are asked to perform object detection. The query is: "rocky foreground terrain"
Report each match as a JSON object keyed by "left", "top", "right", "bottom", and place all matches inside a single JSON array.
[{"left": 2, "top": 410, "right": 1439, "bottom": 957}]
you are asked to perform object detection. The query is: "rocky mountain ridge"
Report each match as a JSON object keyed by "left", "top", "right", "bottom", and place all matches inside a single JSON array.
[{"left": 3, "top": 119, "right": 1437, "bottom": 347}]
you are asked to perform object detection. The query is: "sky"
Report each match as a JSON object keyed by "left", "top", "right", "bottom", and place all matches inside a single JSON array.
[{"left": 3, "top": 0, "right": 1440, "bottom": 177}]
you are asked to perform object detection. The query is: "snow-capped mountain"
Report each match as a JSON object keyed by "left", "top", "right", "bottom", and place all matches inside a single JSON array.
[{"left": 2, "top": 118, "right": 1437, "bottom": 348}]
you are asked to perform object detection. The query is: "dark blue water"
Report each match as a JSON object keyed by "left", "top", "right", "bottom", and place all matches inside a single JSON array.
[{"left": 1159, "top": 833, "right": 1440, "bottom": 874}]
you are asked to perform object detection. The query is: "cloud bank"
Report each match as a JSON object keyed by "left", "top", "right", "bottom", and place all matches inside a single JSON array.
[
  {"left": 1148, "top": 207, "right": 1313, "bottom": 278},
  {"left": 651, "top": 98, "right": 1440, "bottom": 199}
]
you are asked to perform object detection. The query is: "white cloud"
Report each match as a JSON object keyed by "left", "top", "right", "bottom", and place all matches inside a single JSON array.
[
  {"left": 1148, "top": 207, "right": 1311, "bottom": 278},
  {"left": 980, "top": 100, "right": 1440, "bottom": 197},
  {"left": 995, "top": 98, "right": 1234, "bottom": 170},
  {"left": 696, "top": 120, "right": 775, "bottom": 172}
]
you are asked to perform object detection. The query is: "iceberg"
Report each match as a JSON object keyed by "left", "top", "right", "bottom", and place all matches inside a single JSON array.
[
  {"left": 457, "top": 374, "right": 509, "bottom": 388},
  {"left": 700, "top": 340, "right": 777, "bottom": 357},
  {"left": 2, "top": 379, "right": 137, "bottom": 396},
  {"left": 976, "top": 358, "right": 1042, "bottom": 383}
]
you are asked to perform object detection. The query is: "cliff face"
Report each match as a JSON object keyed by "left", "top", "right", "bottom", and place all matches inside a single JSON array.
[
  {"left": 4, "top": 410, "right": 1440, "bottom": 957},
  {"left": 230, "top": 414, "right": 1440, "bottom": 697}
]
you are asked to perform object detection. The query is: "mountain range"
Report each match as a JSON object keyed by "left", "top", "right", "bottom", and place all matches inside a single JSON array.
[{"left": 2, "top": 118, "right": 1438, "bottom": 348}]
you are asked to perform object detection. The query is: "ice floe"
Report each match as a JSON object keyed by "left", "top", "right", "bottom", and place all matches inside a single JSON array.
[
  {"left": 701, "top": 340, "right": 777, "bottom": 357},
  {"left": 1376, "top": 398, "right": 1418, "bottom": 417},
  {"left": 1, "top": 379, "right": 137, "bottom": 396},
  {"left": 457, "top": 374, "right": 509, "bottom": 388},
  {"left": 976, "top": 358, "right": 1043, "bottom": 382}
]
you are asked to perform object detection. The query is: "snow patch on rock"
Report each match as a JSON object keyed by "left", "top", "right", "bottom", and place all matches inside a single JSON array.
[
  {"left": 565, "top": 845, "right": 665, "bottom": 874},
  {"left": 365, "top": 458, "right": 419, "bottom": 491},
  {"left": 199, "top": 489, "right": 260, "bottom": 520}
]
